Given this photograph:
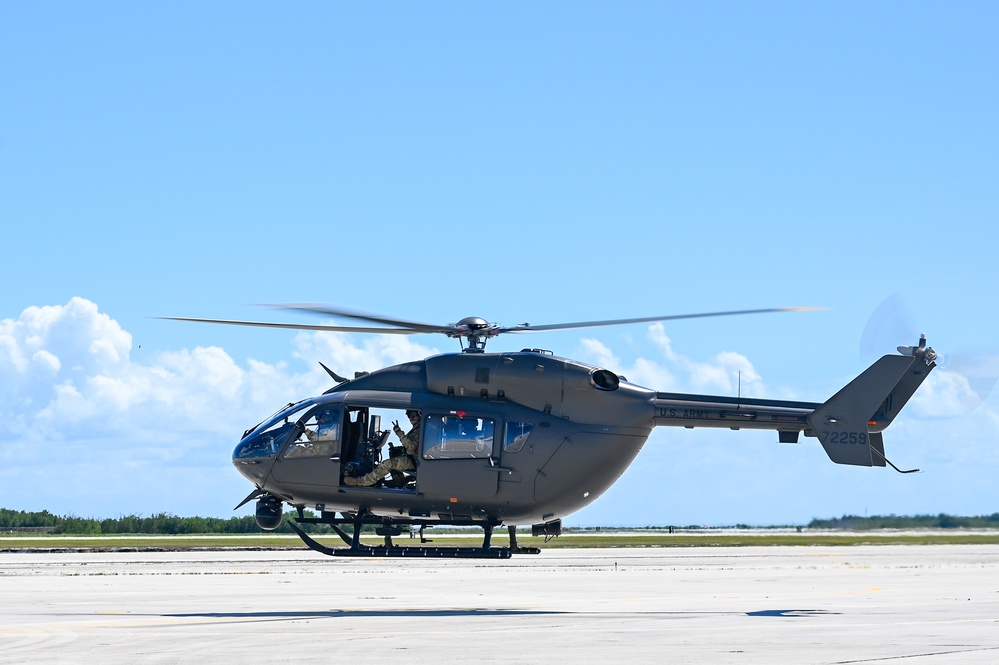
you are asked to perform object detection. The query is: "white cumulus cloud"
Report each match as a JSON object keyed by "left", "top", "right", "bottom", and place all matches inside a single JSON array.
[
  {"left": 0, "top": 298, "right": 440, "bottom": 445},
  {"left": 577, "top": 323, "right": 764, "bottom": 396},
  {"left": 0, "top": 298, "right": 441, "bottom": 516},
  {"left": 2, "top": 298, "right": 996, "bottom": 522}
]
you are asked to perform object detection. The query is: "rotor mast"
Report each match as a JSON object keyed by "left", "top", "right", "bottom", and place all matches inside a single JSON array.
[{"left": 450, "top": 316, "right": 502, "bottom": 353}]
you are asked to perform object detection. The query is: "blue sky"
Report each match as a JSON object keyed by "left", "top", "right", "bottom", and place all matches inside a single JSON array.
[{"left": 2, "top": 2, "right": 997, "bottom": 526}]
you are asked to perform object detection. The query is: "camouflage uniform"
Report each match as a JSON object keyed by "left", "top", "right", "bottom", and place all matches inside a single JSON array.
[{"left": 345, "top": 420, "right": 419, "bottom": 487}]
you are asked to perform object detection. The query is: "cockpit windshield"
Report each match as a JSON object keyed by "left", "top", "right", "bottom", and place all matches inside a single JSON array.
[
  {"left": 234, "top": 399, "right": 319, "bottom": 460},
  {"left": 242, "top": 399, "right": 312, "bottom": 440}
]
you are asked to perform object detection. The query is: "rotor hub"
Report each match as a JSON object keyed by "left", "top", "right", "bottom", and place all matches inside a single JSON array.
[
  {"left": 450, "top": 316, "right": 501, "bottom": 352},
  {"left": 456, "top": 316, "right": 491, "bottom": 330}
]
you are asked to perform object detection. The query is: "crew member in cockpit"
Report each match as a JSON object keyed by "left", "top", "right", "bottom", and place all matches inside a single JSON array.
[
  {"left": 344, "top": 410, "right": 420, "bottom": 487},
  {"left": 304, "top": 411, "right": 337, "bottom": 441}
]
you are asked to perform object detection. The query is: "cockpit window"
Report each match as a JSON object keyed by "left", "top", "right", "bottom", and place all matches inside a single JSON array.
[
  {"left": 234, "top": 400, "right": 319, "bottom": 460},
  {"left": 283, "top": 407, "right": 341, "bottom": 459},
  {"left": 504, "top": 422, "right": 534, "bottom": 453},
  {"left": 422, "top": 414, "right": 495, "bottom": 460},
  {"left": 234, "top": 421, "right": 295, "bottom": 459}
]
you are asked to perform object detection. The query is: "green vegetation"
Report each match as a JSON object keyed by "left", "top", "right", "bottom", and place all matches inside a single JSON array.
[
  {"left": 4, "top": 532, "right": 999, "bottom": 552},
  {"left": 3, "top": 508, "right": 999, "bottom": 552},
  {"left": 0, "top": 508, "right": 320, "bottom": 535},
  {"left": 807, "top": 513, "right": 999, "bottom": 530}
]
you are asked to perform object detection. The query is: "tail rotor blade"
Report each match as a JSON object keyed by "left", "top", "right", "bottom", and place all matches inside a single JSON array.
[{"left": 861, "top": 293, "right": 997, "bottom": 415}]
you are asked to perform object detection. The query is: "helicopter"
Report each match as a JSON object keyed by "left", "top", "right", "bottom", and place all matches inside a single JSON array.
[{"left": 167, "top": 305, "right": 937, "bottom": 559}]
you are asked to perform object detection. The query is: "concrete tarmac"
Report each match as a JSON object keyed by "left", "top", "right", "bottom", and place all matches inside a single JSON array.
[{"left": 2, "top": 545, "right": 998, "bottom": 664}]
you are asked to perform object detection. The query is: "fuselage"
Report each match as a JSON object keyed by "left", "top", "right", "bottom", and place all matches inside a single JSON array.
[
  {"left": 233, "top": 350, "right": 657, "bottom": 524},
  {"left": 232, "top": 342, "right": 932, "bottom": 528}
]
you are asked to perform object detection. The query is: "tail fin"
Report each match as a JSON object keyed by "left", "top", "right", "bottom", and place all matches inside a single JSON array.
[{"left": 807, "top": 339, "right": 936, "bottom": 467}]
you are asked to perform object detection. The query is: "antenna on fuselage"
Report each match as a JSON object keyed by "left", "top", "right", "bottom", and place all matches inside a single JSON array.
[{"left": 319, "top": 361, "right": 349, "bottom": 383}]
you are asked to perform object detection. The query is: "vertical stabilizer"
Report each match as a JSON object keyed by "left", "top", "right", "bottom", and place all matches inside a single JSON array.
[{"left": 807, "top": 356, "right": 915, "bottom": 466}]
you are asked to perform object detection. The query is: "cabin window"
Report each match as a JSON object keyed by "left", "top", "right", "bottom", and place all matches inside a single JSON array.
[
  {"left": 422, "top": 414, "right": 495, "bottom": 460},
  {"left": 504, "top": 422, "right": 534, "bottom": 453}
]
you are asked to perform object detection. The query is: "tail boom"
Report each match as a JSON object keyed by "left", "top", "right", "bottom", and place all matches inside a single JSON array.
[
  {"left": 653, "top": 393, "right": 818, "bottom": 441},
  {"left": 652, "top": 338, "right": 936, "bottom": 468}
]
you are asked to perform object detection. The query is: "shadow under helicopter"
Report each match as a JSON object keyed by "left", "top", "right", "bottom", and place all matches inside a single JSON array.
[
  {"left": 156, "top": 608, "right": 801, "bottom": 622},
  {"left": 745, "top": 609, "right": 841, "bottom": 618}
]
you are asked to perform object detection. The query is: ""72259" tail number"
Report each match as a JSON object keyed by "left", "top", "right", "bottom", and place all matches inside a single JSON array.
[{"left": 820, "top": 430, "right": 868, "bottom": 445}]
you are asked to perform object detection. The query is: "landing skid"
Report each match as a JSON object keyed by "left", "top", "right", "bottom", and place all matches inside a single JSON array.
[{"left": 287, "top": 510, "right": 541, "bottom": 559}]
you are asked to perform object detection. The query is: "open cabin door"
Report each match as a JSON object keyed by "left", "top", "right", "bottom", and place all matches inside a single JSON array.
[{"left": 417, "top": 413, "right": 499, "bottom": 500}]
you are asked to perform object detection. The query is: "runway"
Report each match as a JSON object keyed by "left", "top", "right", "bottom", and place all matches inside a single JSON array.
[{"left": 2, "top": 545, "right": 998, "bottom": 664}]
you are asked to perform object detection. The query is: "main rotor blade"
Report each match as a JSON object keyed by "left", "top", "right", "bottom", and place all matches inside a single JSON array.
[
  {"left": 505, "top": 307, "right": 821, "bottom": 333},
  {"left": 163, "top": 306, "right": 822, "bottom": 342},
  {"left": 159, "top": 316, "right": 421, "bottom": 334},
  {"left": 270, "top": 304, "right": 453, "bottom": 333}
]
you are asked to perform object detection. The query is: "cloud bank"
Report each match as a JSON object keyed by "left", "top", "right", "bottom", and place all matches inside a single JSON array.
[
  {"left": 576, "top": 322, "right": 765, "bottom": 396},
  {"left": 0, "top": 298, "right": 439, "bottom": 516},
  {"left": 1, "top": 298, "right": 995, "bottom": 523}
]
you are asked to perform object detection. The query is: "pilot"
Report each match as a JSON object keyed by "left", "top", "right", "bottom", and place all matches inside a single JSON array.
[
  {"left": 344, "top": 410, "right": 421, "bottom": 487},
  {"left": 304, "top": 411, "right": 337, "bottom": 441}
]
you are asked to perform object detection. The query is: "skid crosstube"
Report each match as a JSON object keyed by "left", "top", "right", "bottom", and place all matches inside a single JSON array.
[{"left": 287, "top": 512, "right": 540, "bottom": 559}]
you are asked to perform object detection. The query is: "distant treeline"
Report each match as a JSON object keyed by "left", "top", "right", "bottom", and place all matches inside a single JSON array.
[
  {"left": 807, "top": 513, "right": 999, "bottom": 530},
  {"left": 4, "top": 508, "right": 999, "bottom": 535},
  {"left": 0, "top": 508, "right": 315, "bottom": 535}
]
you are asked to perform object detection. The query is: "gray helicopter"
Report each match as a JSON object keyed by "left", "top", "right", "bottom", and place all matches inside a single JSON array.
[{"left": 168, "top": 306, "right": 936, "bottom": 558}]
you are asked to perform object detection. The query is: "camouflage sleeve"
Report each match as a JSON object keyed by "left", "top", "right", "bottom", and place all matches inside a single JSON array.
[{"left": 398, "top": 426, "right": 420, "bottom": 456}]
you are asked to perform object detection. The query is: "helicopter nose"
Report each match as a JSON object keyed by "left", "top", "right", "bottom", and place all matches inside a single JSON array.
[
  {"left": 232, "top": 432, "right": 282, "bottom": 485},
  {"left": 233, "top": 434, "right": 278, "bottom": 460}
]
